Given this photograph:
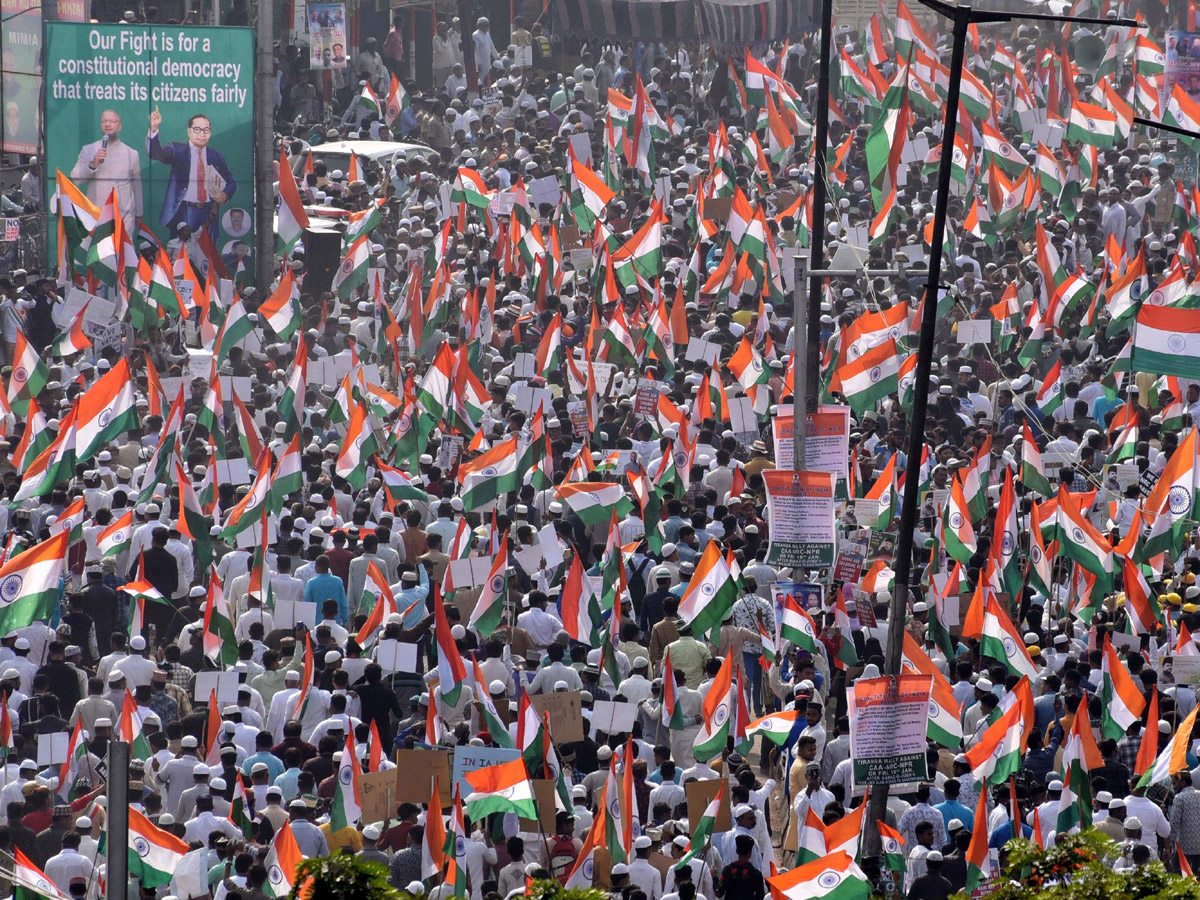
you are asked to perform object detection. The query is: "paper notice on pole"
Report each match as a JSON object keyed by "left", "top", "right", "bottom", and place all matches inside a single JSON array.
[
  {"left": 376, "top": 640, "right": 419, "bottom": 673},
  {"left": 449, "top": 556, "right": 495, "bottom": 589},
  {"left": 528, "top": 176, "right": 562, "bottom": 211},
  {"left": 685, "top": 338, "right": 720, "bottom": 365},
  {"left": 764, "top": 470, "right": 837, "bottom": 567},
  {"left": 215, "top": 458, "right": 252, "bottom": 486},
  {"left": 38, "top": 732, "right": 69, "bottom": 766},
  {"left": 773, "top": 407, "right": 850, "bottom": 485},
  {"left": 591, "top": 700, "right": 638, "bottom": 734},
  {"left": 538, "top": 524, "right": 565, "bottom": 568},
  {"left": 194, "top": 671, "right": 240, "bottom": 703},
  {"left": 513, "top": 352, "right": 537, "bottom": 380},
  {"left": 437, "top": 435, "right": 464, "bottom": 473},
  {"left": 956, "top": 320, "right": 992, "bottom": 344},
  {"left": 849, "top": 674, "right": 932, "bottom": 787}
]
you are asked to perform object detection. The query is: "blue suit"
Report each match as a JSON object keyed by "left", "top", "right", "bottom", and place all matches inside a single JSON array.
[{"left": 146, "top": 132, "right": 236, "bottom": 235}]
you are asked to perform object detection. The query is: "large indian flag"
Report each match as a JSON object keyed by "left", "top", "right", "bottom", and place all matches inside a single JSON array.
[
  {"left": 692, "top": 653, "right": 734, "bottom": 762},
  {"left": 1128, "top": 304, "right": 1200, "bottom": 379},
  {"left": 128, "top": 806, "right": 189, "bottom": 888},
  {"left": 1138, "top": 703, "right": 1200, "bottom": 788},
  {"left": 555, "top": 481, "right": 634, "bottom": 526},
  {"left": 0, "top": 531, "right": 67, "bottom": 633},
  {"left": 962, "top": 701, "right": 1026, "bottom": 785},
  {"left": 768, "top": 852, "right": 872, "bottom": 900},
  {"left": 677, "top": 542, "right": 739, "bottom": 639},
  {"left": 458, "top": 436, "right": 520, "bottom": 510},
  {"left": 264, "top": 820, "right": 304, "bottom": 899},
  {"left": 463, "top": 757, "right": 537, "bottom": 820}
]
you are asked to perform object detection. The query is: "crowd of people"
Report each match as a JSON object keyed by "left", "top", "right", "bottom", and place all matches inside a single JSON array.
[{"left": 1, "top": 3, "right": 1199, "bottom": 900}]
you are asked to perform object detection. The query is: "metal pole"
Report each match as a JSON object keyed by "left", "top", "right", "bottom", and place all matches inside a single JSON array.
[
  {"left": 254, "top": 0, "right": 274, "bottom": 293},
  {"left": 106, "top": 741, "right": 130, "bottom": 895},
  {"left": 803, "top": 0, "right": 833, "bottom": 421},
  {"left": 865, "top": 0, "right": 973, "bottom": 857},
  {"left": 793, "top": 254, "right": 808, "bottom": 469}
]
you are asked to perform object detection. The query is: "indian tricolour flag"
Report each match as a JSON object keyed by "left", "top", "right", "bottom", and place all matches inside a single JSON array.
[
  {"left": 737, "top": 711, "right": 800, "bottom": 755},
  {"left": 1056, "top": 705, "right": 1103, "bottom": 834},
  {"left": 781, "top": 597, "right": 819, "bottom": 653},
  {"left": 468, "top": 538, "right": 508, "bottom": 638},
  {"left": 1100, "top": 638, "right": 1146, "bottom": 740},
  {"left": 942, "top": 474, "right": 977, "bottom": 563},
  {"left": 332, "top": 234, "right": 371, "bottom": 300},
  {"left": 569, "top": 144, "right": 615, "bottom": 233},
  {"left": 464, "top": 757, "right": 537, "bottom": 820},
  {"left": 675, "top": 786, "right": 722, "bottom": 869},
  {"left": 330, "top": 733, "right": 363, "bottom": 831},
  {"left": 128, "top": 806, "right": 188, "bottom": 888},
  {"left": 258, "top": 269, "right": 302, "bottom": 340},
  {"left": 450, "top": 167, "right": 492, "bottom": 210},
  {"left": 901, "top": 632, "right": 963, "bottom": 748},
  {"left": 978, "top": 593, "right": 1038, "bottom": 680},
  {"left": 202, "top": 573, "right": 237, "bottom": 666},
  {"left": 1129, "top": 304, "right": 1200, "bottom": 379},
  {"left": 692, "top": 653, "right": 734, "bottom": 762},
  {"left": 1138, "top": 703, "right": 1200, "bottom": 788},
  {"left": 12, "top": 848, "right": 69, "bottom": 900},
  {"left": 555, "top": 481, "right": 633, "bottom": 526},
  {"left": 74, "top": 357, "right": 138, "bottom": 461},
  {"left": 276, "top": 147, "right": 309, "bottom": 258},
  {"left": 962, "top": 701, "right": 1026, "bottom": 785},
  {"left": 1166, "top": 84, "right": 1200, "bottom": 152},
  {"left": 768, "top": 851, "right": 871, "bottom": 900},
  {"left": 1066, "top": 99, "right": 1117, "bottom": 148},
  {"left": 0, "top": 531, "right": 66, "bottom": 634},
  {"left": 335, "top": 403, "right": 378, "bottom": 492},
  {"left": 264, "top": 820, "right": 305, "bottom": 899},
  {"left": 830, "top": 338, "right": 900, "bottom": 414},
  {"left": 417, "top": 343, "right": 454, "bottom": 422},
  {"left": 120, "top": 689, "right": 152, "bottom": 760},
  {"left": 458, "top": 436, "right": 520, "bottom": 510},
  {"left": 96, "top": 510, "right": 133, "bottom": 557},
  {"left": 878, "top": 822, "right": 906, "bottom": 873},
  {"left": 678, "top": 542, "right": 739, "bottom": 639},
  {"left": 434, "top": 594, "right": 467, "bottom": 706}
]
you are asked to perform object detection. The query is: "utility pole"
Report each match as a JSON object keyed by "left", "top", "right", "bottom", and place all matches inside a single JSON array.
[
  {"left": 106, "top": 741, "right": 130, "bottom": 896},
  {"left": 863, "top": 0, "right": 1141, "bottom": 859},
  {"left": 802, "top": 0, "right": 833, "bottom": 426},
  {"left": 254, "top": 0, "right": 274, "bottom": 293}
]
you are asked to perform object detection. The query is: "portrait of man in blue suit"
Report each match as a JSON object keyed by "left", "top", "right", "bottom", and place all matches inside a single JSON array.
[{"left": 146, "top": 106, "right": 236, "bottom": 240}]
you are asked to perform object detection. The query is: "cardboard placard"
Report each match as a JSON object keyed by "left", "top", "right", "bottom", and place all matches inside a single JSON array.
[
  {"left": 635, "top": 379, "right": 669, "bottom": 416},
  {"left": 376, "top": 640, "right": 419, "bottom": 673},
  {"left": 509, "top": 384, "right": 553, "bottom": 417},
  {"left": 558, "top": 225, "right": 583, "bottom": 250},
  {"left": 956, "top": 320, "right": 992, "bottom": 345},
  {"left": 517, "top": 779, "right": 557, "bottom": 832},
  {"left": 685, "top": 779, "right": 731, "bottom": 831},
  {"left": 685, "top": 338, "right": 720, "bottom": 365},
  {"left": 159, "top": 376, "right": 186, "bottom": 404},
  {"left": 38, "top": 732, "right": 69, "bottom": 766},
  {"left": 728, "top": 395, "right": 757, "bottom": 437},
  {"left": 513, "top": 352, "right": 537, "bottom": 380},
  {"left": 528, "top": 175, "right": 562, "bottom": 211},
  {"left": 513, "top": 543, "right": 545, "bottom": 577},
  {"left": 590, "top": 700, "right": 637, "bottom": 734},
  {"left": 538, "top": 524, "right": 565, "bottom": 569},
  {"left": 529, "top": 690, "right": 584, "bottom": 743},
  {"left": 215, "top": 458, "right": 252, "bottom": 486},
  {"left": 703, "top": 197, "right": 733, "bottom": 223},
  {"left": 393, "top": 749, "right": 454, "bottom": 804},
  {"left": 448, "top": 556, "right": 495, "bottom": 589},
  {"left": 273, "top": 598, "right": 318, "bottom": 630},
  {"left": 187, "top": 349, "right": 214, "bottom": 379},
  {"left": 360, "top": 767, "right": 400, "bottom": 822},
  {"left": 194, "top": 671, "right": 240, "bottom": 702}
]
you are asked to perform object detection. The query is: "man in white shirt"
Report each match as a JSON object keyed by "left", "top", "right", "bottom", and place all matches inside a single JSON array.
[{"left": 516, "top": 592, "right": 562, "bottom": 648}]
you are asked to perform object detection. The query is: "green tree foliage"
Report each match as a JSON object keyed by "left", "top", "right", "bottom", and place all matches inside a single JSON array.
[{"left": 951, "top": 831, "right": 1200, "bottom": 900}]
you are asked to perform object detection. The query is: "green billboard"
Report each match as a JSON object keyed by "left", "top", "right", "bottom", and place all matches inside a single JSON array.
[{"left": 44, "top": 23, "right": 255, "bottom": 277}]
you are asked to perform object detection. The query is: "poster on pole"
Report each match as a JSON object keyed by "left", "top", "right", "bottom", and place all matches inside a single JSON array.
[
  {"left": 848, "top": 674, "right": 932, "bottom": 787},
  {"left": 2, "top": 0, "right": 42, "bottom": 154},
  {"left": 44, "top": 24, "right": 255, "bottom": 277},
  {"left": 763, "top": 470, "right": 836, "bottom": 567},
  {"left": 307, "top": 3, "right": 349, "bottom": 69},
  {"left": 772, "top": 407, "right": 850, "bottom": 492}
]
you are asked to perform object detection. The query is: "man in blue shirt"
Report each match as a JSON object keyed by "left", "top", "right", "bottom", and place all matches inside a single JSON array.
[
  {"left": 241, "top": 730, "right": 284, "bottom": 783},
  {"left": 304, "top": 556, "right": 348, "bottom": 625},
  {"left": 935, "top": 779, "right": 973, "bottom": 836}
]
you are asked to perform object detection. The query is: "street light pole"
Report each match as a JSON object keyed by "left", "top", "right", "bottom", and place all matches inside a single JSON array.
[
  {"left": 803, "top": 0, "right": 834, "bottom": 421},
  {"left": 254, "top": 0, "right": 274, "bottom": 293},
  {"left": 865, "top": 0, "right": 1140, "bottom": 857}
]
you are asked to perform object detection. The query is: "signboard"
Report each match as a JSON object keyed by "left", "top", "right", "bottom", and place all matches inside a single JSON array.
[
  {"left": 393, "top": 749, "right": 453, "bottom": 804},
  {"left": 635, "top": 379, "right": 670, "bottom": 416},
  {"left": 2, "top": 0, "right": 41, "bottom": 154},
  {"left": 451, "top": 746, "right": 521, "bottom": 794},
  {"left": 685, "top": 779, "right": 732, "bottom": 831},
  {"left": 763, "top": 470, "right": 837, "bottom": 567},
  {"left": 307, "top": 3, "right": 348, "bottom": 69},
  {"left": 848, "top": 674, "right": 932, "bottom": 786},
  {"left": 45, "top": 24, "right": 255, "bottom": 272},
  {"left": 360, "top": 768, "right": 399, "bottom": 822},
  {"left": 1161, "top": 654, "right": 1200, "bottom": 685},
  {"left": 3, "top": 220, "right": 20, "bottom": 242},
  {"left": 528, "top": 690, "right": 584, "bottom": 743}
]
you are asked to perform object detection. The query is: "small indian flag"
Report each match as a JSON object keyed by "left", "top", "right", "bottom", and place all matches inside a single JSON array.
[
  {"left": 1138, "top": 702, "right": 1200, "bottom": 788},
  {"left": 468, "top": 537, "right": 508, "bottom": 638},
  {"left": 780, "top": 597, "right": 819, "bottom": 653},
  {"left": 264, "top": 820, "right": 304, "bottom": 899},
  {"left": 555, "top": 481, "right": 633, "bottom": 526},
  {"left": 331, "top": 234, "right": 371, "bottom": 300},
  {"left": 767, "top": 851, "right": 871, "bottom": 900},
  {"left": 330, "top": 732, "right": 364, "bottom": 831},
  {"left": 450, "top": 167, "right": 492, "bottom": 210},
  {"left": 12, "top": 848, "right": 69, "bottom": 900},
  {"left": 692, "top": 652, "right": 734, "bottom": 762},
  {"left": 962, "top": 700, "right": 1026, "bottom": 785},
  {"left": 97, "top": 509, "right": 133, "bottom": 557},
  {"left": 675, "top": 785, "right": 722, "bottom": 869},
  {"left": 877, "top": 821, "right": 906, "bottom": 873},
  {"left": 128, "top": 806, "right": 189, "bottom": 888},
  {"left": 1101, "top": 637, "right": 1146, "bottom": 740},
  {"left": 463, "top": 757, "right": 537, "bottom": 820},
  {"left": 0, "top": 531, "right": 67, "bottom": 634},
  {"left": 677, "top": 542, "right": 739, "bottom": 639}
]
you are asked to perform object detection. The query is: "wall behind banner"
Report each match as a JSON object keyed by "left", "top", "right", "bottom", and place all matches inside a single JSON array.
[{"left": 43, "top": 23, "right": 255, "bottom": 277}]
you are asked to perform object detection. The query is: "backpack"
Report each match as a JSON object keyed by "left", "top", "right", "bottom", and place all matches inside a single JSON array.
[{"left": 549, "top": 833, "right": 579, "bottom": 883}]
